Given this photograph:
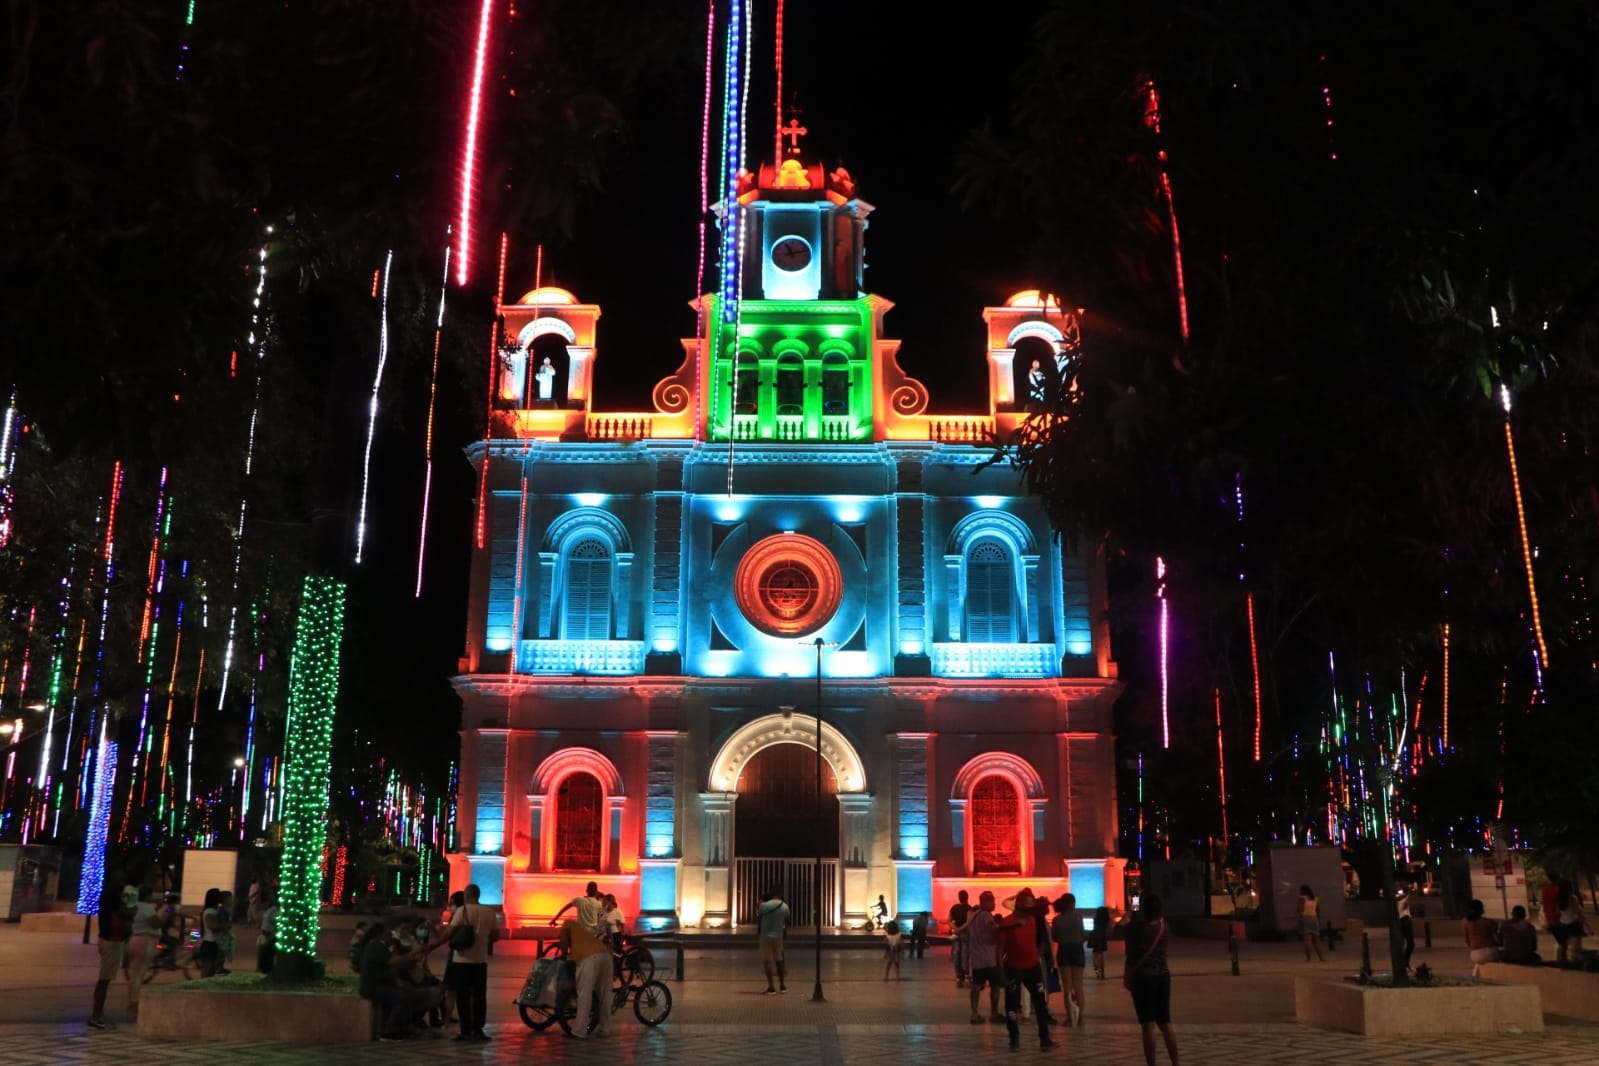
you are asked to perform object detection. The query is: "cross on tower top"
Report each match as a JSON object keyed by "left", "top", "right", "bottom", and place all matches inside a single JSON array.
[{"left": 780, "top": 118, "right": 808, "bottom": 154}]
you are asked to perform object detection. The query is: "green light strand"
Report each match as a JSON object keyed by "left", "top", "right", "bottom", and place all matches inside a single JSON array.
[{"left": 273, "top": 575, "right": 346, "bottom": 967}]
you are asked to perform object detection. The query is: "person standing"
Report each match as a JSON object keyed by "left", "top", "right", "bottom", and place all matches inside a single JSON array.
[
  {"left": 882, "top": 920, "right": 904, "bottom": 980},
  {"left": 997, "top": 888, "right": 1054, "bottom": 1051},
  {"left": 1296, "top": 884, "right": 1324, "bottom": 962},
  {"left": 195, "top": 888, "right": 224, "bottom": 978},
  {"left": 213, "top": 891, "right": 236, "bottom": 975},
  {"left": 432, "top": 882, "right": 497, "bottom": 1042},
  {"left": 1556, "top": 880, "right": 1593, "bottom": 962},
  {"left": 962, "top": 890, "right": 1003, "bottom": 1024},
  {"left": 561, "top": 919, "right": 616, "bottom": 1038},
  {"left": 88, "top": 884, "right": 133, "bottom": 1030},
  {"left": 1052, "top": 893, "right": 1087, "bottom": 1026},
  {"left": 600, "top": 893, "right": 627, "bottom": 948},
  {"left": 1089, "top": 906, "right": 1111, "bottom": 980},
  {"left": 246, "top": 877, "right": 263, "bottom": 926},
  {"left": 551, "top": 881, "right": 604, "bottom": 936},
  {"left": 948, "top": 889, "right": 972, "bottom": 987},
  {"left": 757, "top": 887, "right": 790, "bottom": 995},
  {"left": 125, "top": 886, "right": 162, "bottom": 1015},
  {"left": 1124, "top": 894, "right": 1177, "bottom": 1066},
  {"left": 1395, "top": 889, "right": 1415, "bottom": 971},
  {"left": 910, "top": 911, "right": 929, "bottom": 960}
]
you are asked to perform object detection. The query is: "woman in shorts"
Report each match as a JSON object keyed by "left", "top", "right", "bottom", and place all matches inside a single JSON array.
[
  {"left": 1124, "top": 895, "right": 1177, "bottom": 1066},
  {"left": 1296, "top": 884, "right": 1324, "bottom": 962}
]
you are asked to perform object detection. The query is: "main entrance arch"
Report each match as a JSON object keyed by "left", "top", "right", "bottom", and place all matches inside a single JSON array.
[{"left": 708, "top": 712, "right": 868, "bottom": 927}]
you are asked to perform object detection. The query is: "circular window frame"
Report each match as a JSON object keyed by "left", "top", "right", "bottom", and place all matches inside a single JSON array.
[{"left": 733, "top": 533, "right": 844, "bottom": 637}]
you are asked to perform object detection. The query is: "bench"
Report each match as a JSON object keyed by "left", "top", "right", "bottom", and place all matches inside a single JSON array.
[{"left": 1476, "top": 961, "right": 1599, "bottom": 1021}]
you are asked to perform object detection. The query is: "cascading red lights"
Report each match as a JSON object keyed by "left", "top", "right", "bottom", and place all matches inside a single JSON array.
[{"left": 456, "top": 0, "right": 498, "bottom": 286}]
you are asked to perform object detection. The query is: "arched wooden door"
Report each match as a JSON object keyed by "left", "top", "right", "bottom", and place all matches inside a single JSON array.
[{"left": 733, "top": 742, "right": 839, "bottom": 926}]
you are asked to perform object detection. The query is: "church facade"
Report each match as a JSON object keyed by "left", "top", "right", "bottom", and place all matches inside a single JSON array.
[{"left": 449, "top": 152, "right": 1123, "bottom": 930}]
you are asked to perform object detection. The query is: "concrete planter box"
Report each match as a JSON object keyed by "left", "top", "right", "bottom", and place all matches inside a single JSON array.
[
  {"left": 1294, "top": 976, "right": 1543, "bottom": 1036},
  {"left": 138, "top": 978, "right": 379, "bottom": 1044},
  {"left": 18, "top": 911, "right": 88, "bottom": 933},
  {"left": 1477, "top": 962, "right": 1599, "bottom": 1021}
]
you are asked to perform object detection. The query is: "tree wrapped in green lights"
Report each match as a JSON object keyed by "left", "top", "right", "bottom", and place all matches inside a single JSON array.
[{"left": 271, "top": 575, "right": 346, "bottom": 980}]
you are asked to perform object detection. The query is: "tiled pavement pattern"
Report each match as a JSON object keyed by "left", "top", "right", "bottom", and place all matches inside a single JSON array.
[
  {"left": 4, "top": 1022, "right": 1599, "bottom": 1065},
  {"left": 3, "top": 924, "right": 1595, "bottom": 1064}
]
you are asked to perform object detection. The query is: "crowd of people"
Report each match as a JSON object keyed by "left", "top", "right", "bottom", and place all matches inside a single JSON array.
[
  {"left": 85, "top": 866, "right": 1590, "bottom": 1054},
  {"left": 1459, "top": 874, "right": 1593, "bottom": 973}
]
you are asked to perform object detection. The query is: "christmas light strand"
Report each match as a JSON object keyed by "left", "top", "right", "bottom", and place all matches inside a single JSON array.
[
  {"left": 474, "top": 233, "right": 509, "bottom": 550},
  {"left": 355, "top": 249, "right": 393, "bottom": 565},
  {"left": 415, "top": 243, "right": 451, "bottom": 597},
  {"left": 0, "top": 390, "right": 18, "bottom": 549},
  {"left": 1499, "top": 382, "right": 1549, "bottom": 668},
  {"left": 1157, "top": 556, "right": 1169, "bottom": 749},
  {"left": 1142, "top": 81, "right": 1189, "bottom": 343},
  {"left": 456, "top": 0, "right": 498, "bottom": 285},
  {"left": 220, "top": 233, "right": 272, "bottom": 709},
  {"left": 695, "top": 0, "right": 716, "bottom": 441}
]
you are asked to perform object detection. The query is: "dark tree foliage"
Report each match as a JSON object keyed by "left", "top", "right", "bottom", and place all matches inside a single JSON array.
[
  {"left": 0, "top": 1, "right": 700, "bottom": 841},
  {"left": 960, "top": 2, "right": 1599, "bottom": 857}
]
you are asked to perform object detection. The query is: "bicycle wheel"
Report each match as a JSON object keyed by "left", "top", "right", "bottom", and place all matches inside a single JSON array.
[
  {"left": 554, "top": 990, "right": 578, "bottom": 1035},
  {"left": 633, "top": 980, "right": 672, "bottom": 1027},
  {"left": 518, "top": 1002, "right": 558, "bottom": 1030},
  {"left": 627, "top": 946, "right": 655, "bottom": 984},
  {"left": 556, "top": 987, "right": 608, "bottom": 1035}
]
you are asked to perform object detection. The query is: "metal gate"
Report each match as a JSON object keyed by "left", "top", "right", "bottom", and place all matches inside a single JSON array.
[{"left": 735, "top": 857, "right": 838, "bottom": 928}]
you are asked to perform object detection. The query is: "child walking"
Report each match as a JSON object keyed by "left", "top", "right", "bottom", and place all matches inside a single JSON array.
[{"left": 883, "top": 920, "right": 904, "bottom": 980}]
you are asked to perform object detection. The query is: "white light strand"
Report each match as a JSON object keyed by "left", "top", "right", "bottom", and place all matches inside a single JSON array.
[
  {"left": 355, "top": 249, "right": 394, "bottom": 564},
  {"left": 220, "top": 232, "right": 272, "bottom": 709}
]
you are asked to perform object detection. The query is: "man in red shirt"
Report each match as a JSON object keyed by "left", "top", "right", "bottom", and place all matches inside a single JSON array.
[{"left": 997, "top": 888, "right": 1055, "bottom": 1051}]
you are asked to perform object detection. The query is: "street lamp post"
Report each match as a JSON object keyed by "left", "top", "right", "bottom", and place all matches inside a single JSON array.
[{"left": 808, "top": 636, "right": 837, "bottom": 1004}]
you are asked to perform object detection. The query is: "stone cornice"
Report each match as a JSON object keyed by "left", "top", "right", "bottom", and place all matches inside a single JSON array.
[{"left": 452, "top": 673, "right": 1122, "bottom": 705}]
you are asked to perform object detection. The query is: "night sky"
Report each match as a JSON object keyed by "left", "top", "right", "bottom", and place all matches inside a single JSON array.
[{"left": 354, "top": 4, "right": 1055, "bottom": 782}]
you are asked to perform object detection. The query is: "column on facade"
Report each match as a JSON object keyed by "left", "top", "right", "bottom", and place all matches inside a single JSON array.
[
  {"left": 894, "top": 454, "right": 930, "bottom": 673},
  {"left": 838, "top": 793, "right": 875, "bottom": 926},
  {"left": 467, "top": 729, "right": 510, "bottom": 904},
  {"left": 1022, "top": 552, "right": 1042, "bottom": 642},
  {"left": 891, "top": 732, "right": 934, "bottom": 916},
  {"left": 645, "top": 454, "right": 684, "bottom": 673},
  {"left": 637, "top": 731, "right": 681, "bottom": 923},
  {"left": 697, "top": 792, "right": 734, "bottom": 926}
]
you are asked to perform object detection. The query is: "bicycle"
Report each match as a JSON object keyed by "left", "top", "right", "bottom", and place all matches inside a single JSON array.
[{"left": 515, "top": 948, "right": 672, "bottom": 1033}]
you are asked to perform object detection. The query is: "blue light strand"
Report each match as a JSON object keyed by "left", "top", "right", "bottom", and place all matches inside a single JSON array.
[{"left": 77, "top": 728, "right": 116, "bottom": 915}]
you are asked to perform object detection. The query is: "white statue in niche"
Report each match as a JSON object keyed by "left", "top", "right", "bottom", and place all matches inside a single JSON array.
[{"left": 535, "top": 356, "right": 556, "bottom": 403}]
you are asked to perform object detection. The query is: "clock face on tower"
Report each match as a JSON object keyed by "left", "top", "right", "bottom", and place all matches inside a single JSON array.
[
  {"left": 771, "top": 236, "right": 813, "bottom": 272},
  {"left": 733, "top": 533, "right": 843, "bottom": 636}
]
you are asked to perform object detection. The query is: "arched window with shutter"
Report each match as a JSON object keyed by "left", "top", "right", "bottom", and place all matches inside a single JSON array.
[
  {"left": 970, "top": 775, "right": 1021, "bottom": 874},
  {"left": 554, "top": 771, "right": 603, "bottom": 870},
  {"left": 561, "top": 538, "right": 613, "bottom": 640},
  {"left": 965, "top": 539, "right": 1017, "bottom": 642}
]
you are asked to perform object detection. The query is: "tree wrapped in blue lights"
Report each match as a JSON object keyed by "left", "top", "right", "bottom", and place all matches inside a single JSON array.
[
  {"left": 75, "top": 727, "right": 116, "bottom": 917},
  {"left": 271, "top": 575, "right": 346, "bottom": 980}
]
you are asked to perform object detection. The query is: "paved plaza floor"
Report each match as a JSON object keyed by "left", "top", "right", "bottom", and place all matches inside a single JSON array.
[{"left": 1, "top": 921, "right": 1593, "bottom": 1064}]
